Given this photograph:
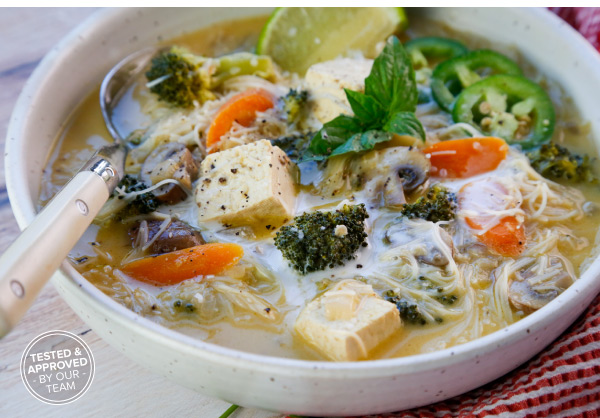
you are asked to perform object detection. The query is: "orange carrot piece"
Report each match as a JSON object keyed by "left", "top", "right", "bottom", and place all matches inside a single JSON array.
[
  {"left": 474, "top": 216, "right": 526, "bottom": 258},
  {"left": 424, "top": 137, "right": 509, "bottom": 178},
  {"left": 460, "top": 180, "right": 525, "bottom": 257},
  {"left": 206, "top": 88, "right": 275, "bottom": 150},
  {"left": 121, "top": 243, "right": 244, "bottom": 286}
]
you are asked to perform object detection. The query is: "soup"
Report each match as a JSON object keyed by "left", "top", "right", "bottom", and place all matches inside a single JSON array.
[{"left": 41, "top": 11, "right": 600, "bottom": 361}]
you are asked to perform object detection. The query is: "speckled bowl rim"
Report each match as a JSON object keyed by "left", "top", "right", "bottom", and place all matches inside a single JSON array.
[{"left": 6, "top": 7, "right": 600, "bottom": 379}]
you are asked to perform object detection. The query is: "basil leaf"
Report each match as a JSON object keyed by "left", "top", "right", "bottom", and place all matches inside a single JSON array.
[
  {"left": 307, "top": 114, "right": 363, "bottom": 156},
  {"left": 365, "top": 36, "right": 418, "bottom": 114},
  {"left": 344, "top": 89, "right": 385, "bottom": 125},
  {"left": 383, "top": 111, "right": 426, "bottom": 141},
  {"left": 330, "top": 130, "right": 393, "bottom": 157},
  {"left": 306, "top": 35, "right": 422, "bottom": 161}
]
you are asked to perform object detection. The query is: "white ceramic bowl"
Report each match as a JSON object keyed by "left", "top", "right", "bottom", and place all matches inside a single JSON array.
[{"left": 6, "top": 8, "right": 600, "bottom": 416}]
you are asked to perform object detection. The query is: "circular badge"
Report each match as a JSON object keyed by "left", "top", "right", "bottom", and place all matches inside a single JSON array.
[{"left": 20, "top": 330, "right": 95, "bottom": 405}]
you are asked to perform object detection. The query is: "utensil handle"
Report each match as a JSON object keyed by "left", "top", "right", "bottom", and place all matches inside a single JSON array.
[{"left": 0, "top": 171, "right": 110, "bottom": 338}]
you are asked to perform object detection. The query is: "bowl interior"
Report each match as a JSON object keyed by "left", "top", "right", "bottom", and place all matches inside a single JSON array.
[{"left": 5, "top": 7, "right": 600, "bottom": 414}]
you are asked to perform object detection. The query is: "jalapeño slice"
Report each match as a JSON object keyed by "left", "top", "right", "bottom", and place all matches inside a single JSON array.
[
  {"left": 431, "top": 49, "right": 522, "bottom": 111},
  {"left": 452, "top": 74, "right": 555, "bottom": 149},
  {"left": 405, "top": 36, "right": 469, "bottom": 69},
  {"left": 406, "top": 37, "right": 469, "bottom": 104}
]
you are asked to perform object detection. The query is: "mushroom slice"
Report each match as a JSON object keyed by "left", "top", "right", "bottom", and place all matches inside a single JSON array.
[
  {"left": 352, "top": 146, "right": 430, "bottom": 208},
  {"left": 417, "top": 227, "right": 455, "bottom": 267},
  {"left": 508, "top": 256, "right": 575, "bottom": 313},
  {"left": 140, "top": 143, "right": 199, "bottom": 204},
  {"left": 129, "top": 220, "right": 205, "bottom": 254},
  {"left": 384, "top": 218, "right": 454, "bottom": 267}
]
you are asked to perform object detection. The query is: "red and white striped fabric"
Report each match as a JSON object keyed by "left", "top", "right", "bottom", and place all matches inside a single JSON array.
[{"left": 354, "top": 8, "right": 600, "bottom": 418}]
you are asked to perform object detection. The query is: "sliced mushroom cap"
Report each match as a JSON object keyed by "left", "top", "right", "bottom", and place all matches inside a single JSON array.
[
  {"left": 352, "top": 146, "right": 430, "bottom": 208},
  {"left": 384, "top": 218, "right": 454, "bottom": 267},
  {"left": 417, "top": 227, "right": 455, "bottom": 267},
  {"left": 129, "top": 220, "right": 205, "bottom": 255},
  {"left": 508, "top": 280, "right": 559, "bottom": 313},
  {"left": 140, "top": 143, "right": 199, "bottom": 204},
  {"left": 379, "top": 146, "right": 430, "bottom": 193},
  {"left": 508, "top": 257, "right": 574, "bottom": 313}
]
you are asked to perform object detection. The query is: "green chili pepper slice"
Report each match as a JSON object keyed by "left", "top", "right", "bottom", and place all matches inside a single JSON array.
[
  {"left": 406, "top": 37, "right": 469, "bottom": 104},
  {"left": 431, "top": 49, "right": 522, "bottom": 111},
  {"left": 405, "top": 37, "right": 469, "bottom": 70},
  {"left": 452, "top": 74, "right": 555, "bottom": 149}
]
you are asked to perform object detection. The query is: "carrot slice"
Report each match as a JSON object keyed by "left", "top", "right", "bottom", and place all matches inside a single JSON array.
[
  {"left": 424, "top": 137, "right": 509, "bottom": 178},
  {"left": 474, "top": 216, "right": 526, "bottom": 258},
  {"left": 206, "top": 88, "right": 275, "bottom": 150},
  {"left": 460, "top": 180, "right": 525, "bottom": 257},
  {"left": 121, "top": 243, "right": 244, "bottom": 286}
]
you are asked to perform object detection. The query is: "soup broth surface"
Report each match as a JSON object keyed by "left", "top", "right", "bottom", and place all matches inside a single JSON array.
[{"left": 41, "top": 13, "right": 600, "bottom": 361}]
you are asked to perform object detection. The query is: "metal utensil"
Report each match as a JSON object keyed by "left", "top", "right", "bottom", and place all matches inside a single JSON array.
[{"left": 0, "top": 47, "right": 159, "bottom": 337}]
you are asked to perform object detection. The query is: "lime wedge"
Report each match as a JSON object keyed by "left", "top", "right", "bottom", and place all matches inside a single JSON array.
[{"left": 257, "top": 7, "right": 408, "bottom": 75}]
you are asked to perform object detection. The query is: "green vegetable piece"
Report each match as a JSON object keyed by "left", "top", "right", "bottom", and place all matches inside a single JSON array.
[
  {"left": 329, "top": 130, "right": 393, "bottom": 157},
  {"left": 484, "top": 87, "right": 508, "bottom": 113},
  {"left": 430, "top": 49, "right": 522, "bottom": 111},
  {"left": 405, "top": 36, "right": 469, "bottom": 70},
  {"left": 304, "top": 36, "right": 424, "bottom": 162},
  {"left": 115, "top": 175, "right": 160, "bottom": 220},
  {"left": 454, "top": 63, "right": 481, "bottom": 88},
  {"left": 406, "top": 37, "right": 468, "bottom": 104},
  {"left": 270, "top": 132, "right": 314, "bottom": 163},
  {"left": 526, "top": 143, "right": 597, "bottom": 183},
  {"left": 280, "top": 88, "right": 308, "bottom": 125},
  {"left": 307, "top": 114, "right": 364, "bottom": 158},
  {"left": 453, "top": 74, "right": 556, "bottom": 149},
  {"left": 511, "top": 97, "right": 536, "bottom": 117},
  {"left": 383, "top": 111, "right": 426, "bottom": 140},
  {"left": 146, "top": 46, "right": 275, "bottom": 108},
  {"left": 365, "top": 36, "right": 418, "bottom": 115},
  {"left": 344, "top": 89, "right": 385, "bottom": 124},
  {"left": 211, "top": 52, "right": 275, "bottom": 86},
  {"left": 488, "top": 112, "right": 519, "bottom": 139},
  {"left": 400, "top": 184, "right": 457, "bottom": 223},
  {"left": 384, "top": 291, "right": 427, "bottom": 325},
  {"left": 274, "top": 204, "right": 369, "bottom": 274}
]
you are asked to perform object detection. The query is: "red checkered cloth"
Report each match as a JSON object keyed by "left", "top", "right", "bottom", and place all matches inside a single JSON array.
[
  {"left": 357, "top": 8, "right": 600, "bottom": 418},
  {"left": 282, "top": 8, "right": 600, "bottom": 418}
]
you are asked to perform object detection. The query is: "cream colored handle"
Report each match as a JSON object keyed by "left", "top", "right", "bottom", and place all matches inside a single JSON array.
[{"left": 0, "top": 171, "right": 110, "bottom": 337}]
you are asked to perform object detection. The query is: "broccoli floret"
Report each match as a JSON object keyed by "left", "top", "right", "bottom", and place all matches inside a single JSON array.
[
  {"left": 270, "top": 132, "right": 313, "bottom": 163},
  {"left": 146, "top": 46, "right": 276, "bottom": 108},
  {"left": 116, "top": 175, "right": 159, "bottom": 219},
  {"left": 274, "top": 204, "right": 369, "bottom": 274},
  {"left": 384, "top": 291, "right": 427, "bottom": 325},
  {"left": 146, "top": 47, "right": 205, "bottom": 108},
  {"left": 280, "top": 89, "right": 308, "bottom": 125},
  {"left": 526, "top": 143, "right": 597, "bottom": 183},
  {"left": 401, "top": 184, "right": 457, "bottom": 223}
]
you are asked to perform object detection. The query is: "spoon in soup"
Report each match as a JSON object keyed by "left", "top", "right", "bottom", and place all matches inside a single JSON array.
[{"left": 0, "top": 47, "right": 160, "bottom": 337}]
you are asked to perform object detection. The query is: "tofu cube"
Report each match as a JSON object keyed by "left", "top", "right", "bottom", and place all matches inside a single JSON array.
[
  {"left": 295, "top": 279, "right": 401, "bottom": 361},
  {"left": 194, "top": 140, "right": 296, "bottom": 229},
  {"left": 305, "top": 58, "right": 373, "bottom": 123}
]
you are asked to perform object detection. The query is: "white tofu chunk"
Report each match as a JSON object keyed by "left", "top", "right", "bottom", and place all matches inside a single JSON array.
[
  {"left": 305, "top": 58, "right": 374, "bottom": 123},
  {"left": 295, "top": 279, "right": 401, "bottom": 361},
  {"left": 195, "top": 140, "right": 296, "bottom": 229}
]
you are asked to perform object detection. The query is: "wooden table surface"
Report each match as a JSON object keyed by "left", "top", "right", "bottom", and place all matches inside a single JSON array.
[{"left": 0, "top": 8, "right": 276, "bottom": 418}]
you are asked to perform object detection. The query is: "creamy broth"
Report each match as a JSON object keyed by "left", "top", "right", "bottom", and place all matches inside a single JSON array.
[{"left": 41, "top": 14, "right": 600, "bottom": 361}]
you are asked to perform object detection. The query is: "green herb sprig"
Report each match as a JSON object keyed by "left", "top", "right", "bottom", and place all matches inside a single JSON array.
[{"left": 302, "top": 36, "right": 425, "bottom": 162}]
